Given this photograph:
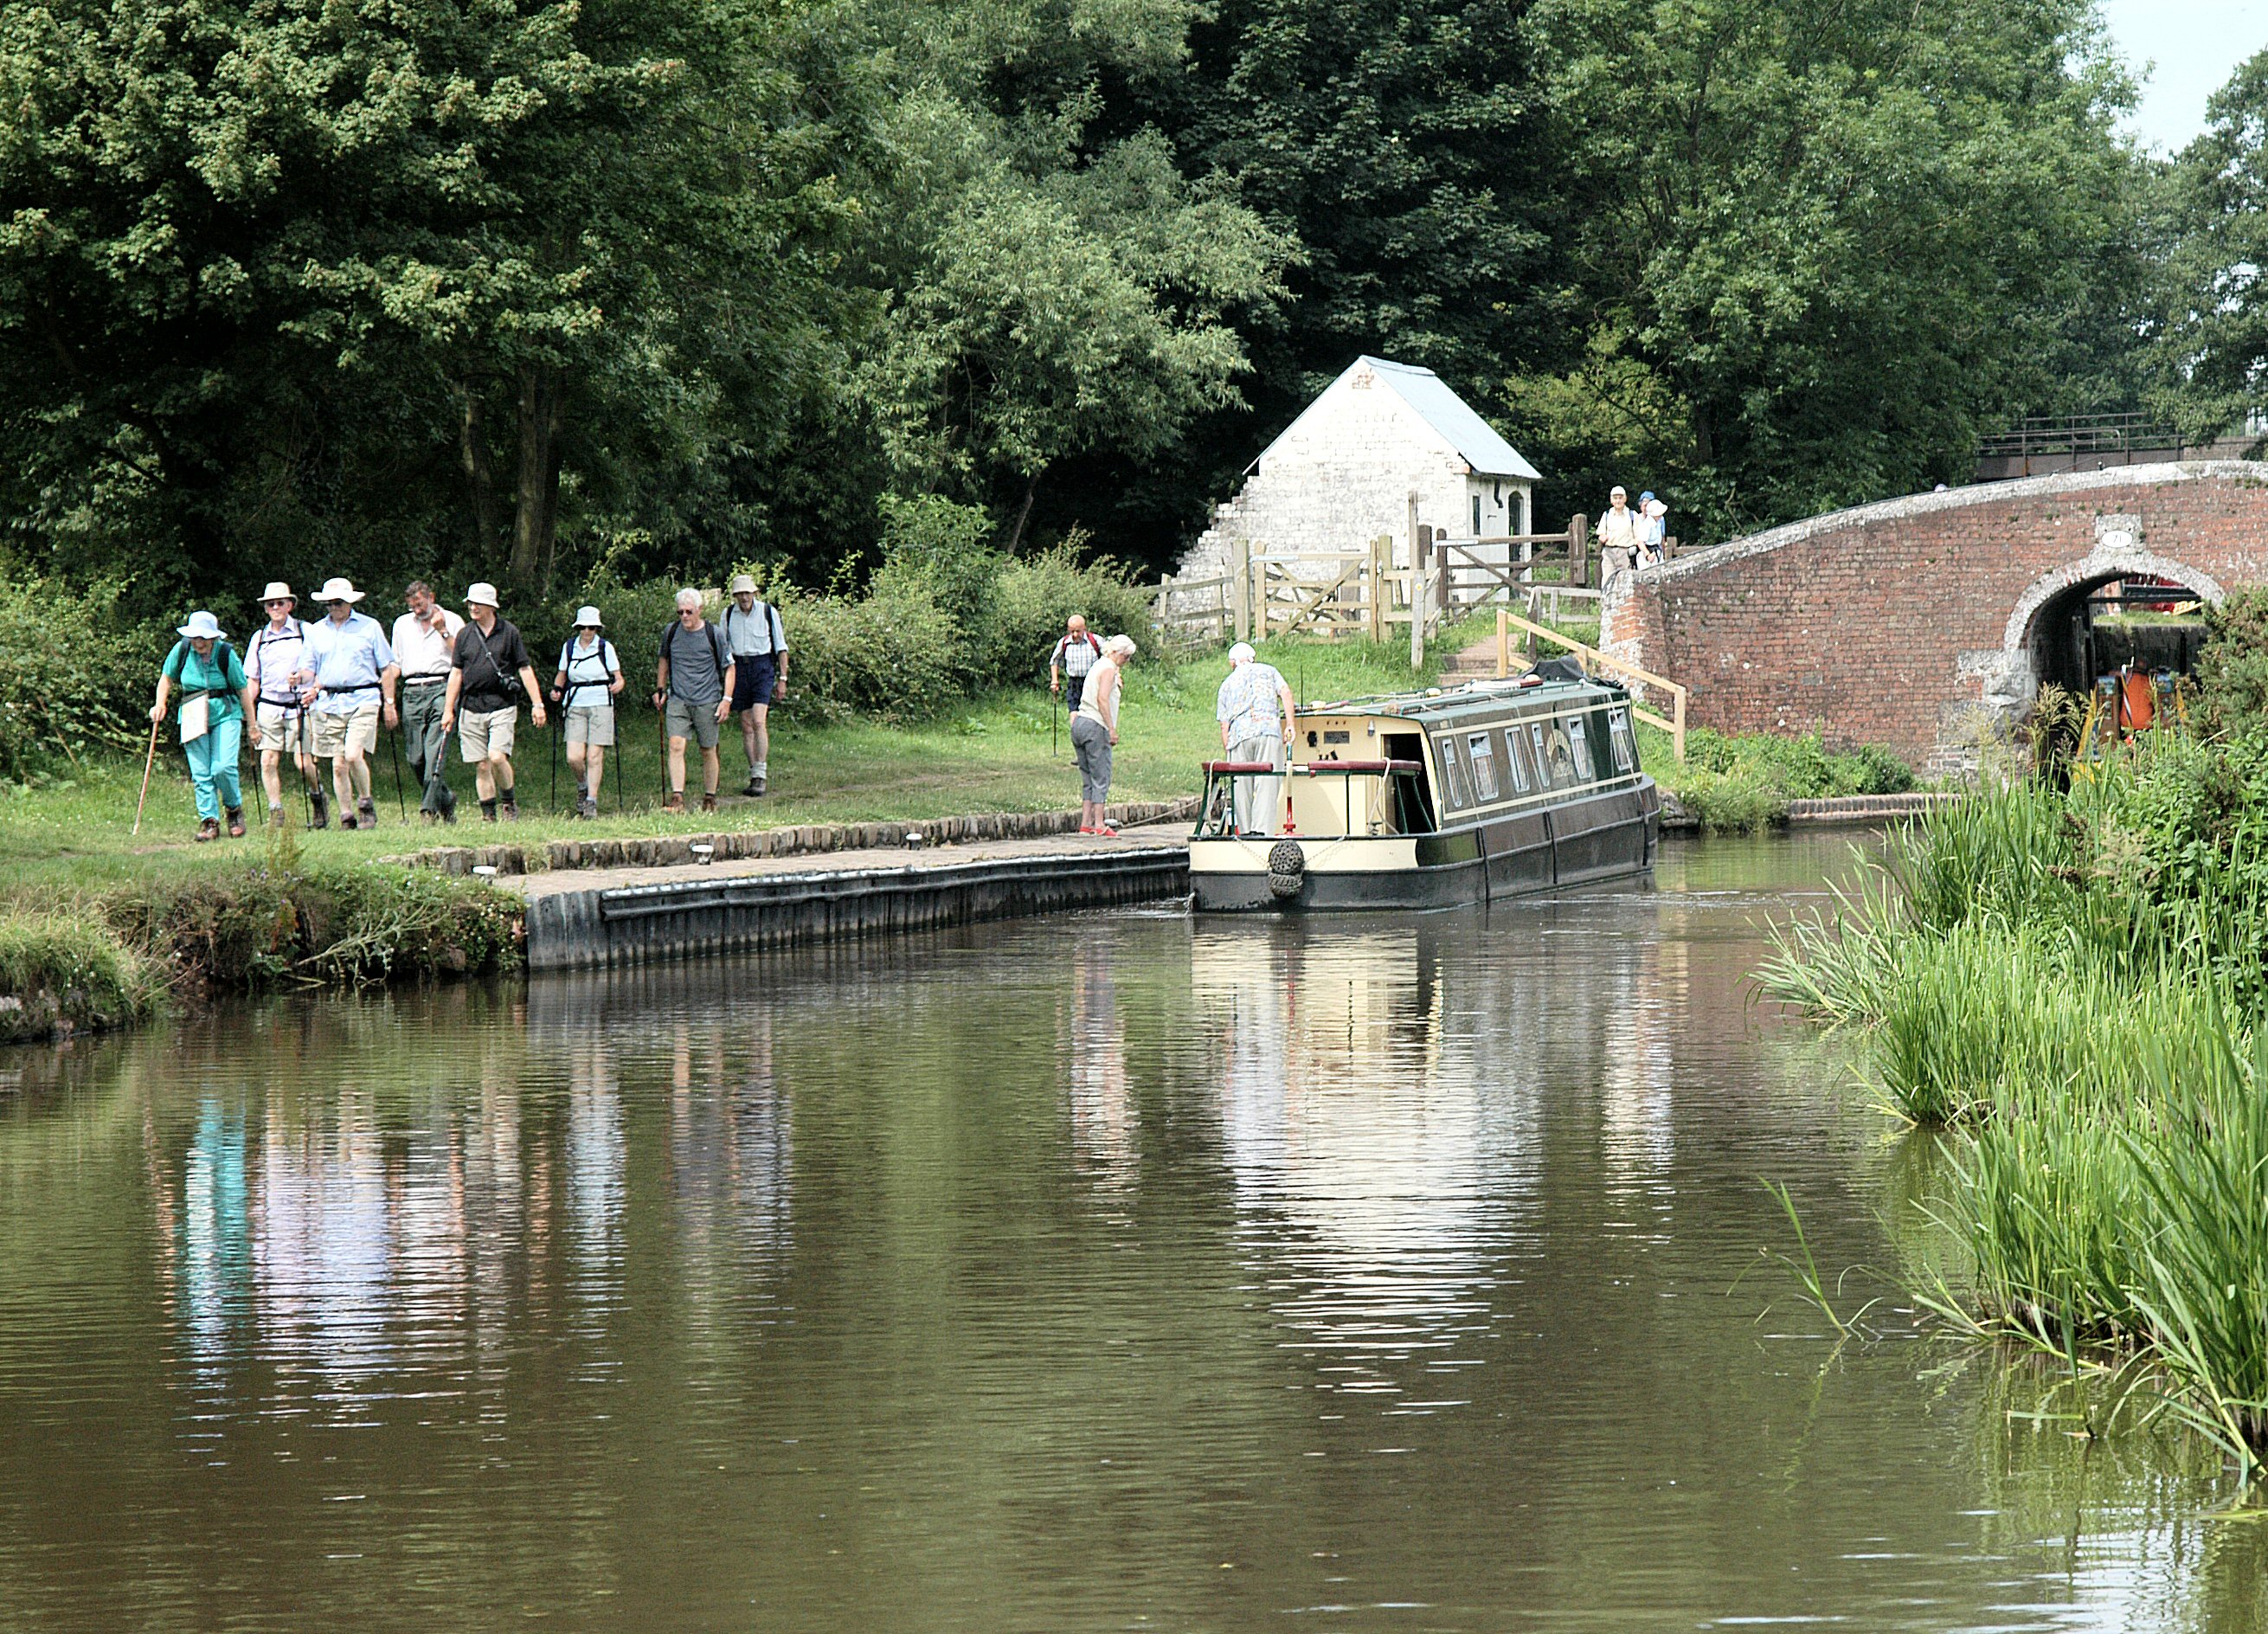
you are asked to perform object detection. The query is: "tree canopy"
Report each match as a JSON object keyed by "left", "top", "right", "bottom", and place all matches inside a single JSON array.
[{"left": 0, "top": 0, "right": 2237, "bottom": 603}]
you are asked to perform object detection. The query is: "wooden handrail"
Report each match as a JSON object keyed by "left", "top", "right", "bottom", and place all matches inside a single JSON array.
[{"left": 1495, "top": 608, "right": 1687, "bottom": 762}]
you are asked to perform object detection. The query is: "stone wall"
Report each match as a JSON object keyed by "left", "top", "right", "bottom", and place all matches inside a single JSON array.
[{"left": 1599, "top": 461, "right": 2268, "bottom": 774}]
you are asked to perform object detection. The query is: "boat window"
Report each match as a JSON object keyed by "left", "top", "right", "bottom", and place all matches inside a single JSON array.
[
  {"left": 1500, "top": 724, "right": 1532, "bottom": 793},
  {"left": 1436, "top": 735, "right": 1471, "bottom": 809},
  {"left": 1607, "top": 708, "right": 1636, "bottom": 774},
  {"left": 1465, "top": 733, "right": 1498, "bottom": 801},
  {"left": 1528, "top": 721, "right": 1564, "bottom": 788},
  {"left": 1566, "top": 713, "right": 1596, "bottom": 782}
]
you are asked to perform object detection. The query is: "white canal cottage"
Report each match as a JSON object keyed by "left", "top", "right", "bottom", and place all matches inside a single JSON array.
[{"left": 1180, "top": 356, "right": 1540, "bottom": 582}]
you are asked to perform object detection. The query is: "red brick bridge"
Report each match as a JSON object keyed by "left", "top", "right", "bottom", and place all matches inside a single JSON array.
[{"left": 1600, "top": 461, "right": 2268, "bottom": 773}]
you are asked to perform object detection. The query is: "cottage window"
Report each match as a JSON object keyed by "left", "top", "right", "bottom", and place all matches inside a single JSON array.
[{"left": 1472, "top": 494, "right": 1482, "bottom": 535}]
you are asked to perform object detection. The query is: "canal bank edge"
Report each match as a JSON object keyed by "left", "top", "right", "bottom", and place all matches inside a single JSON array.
[{"left": 380, "top": 797, "right": 1202, "bottom": 878}]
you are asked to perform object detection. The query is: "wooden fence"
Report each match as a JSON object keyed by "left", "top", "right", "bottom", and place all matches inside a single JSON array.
[{"left": 1495, "top": 608, "right": 1687, "bottom": 762}]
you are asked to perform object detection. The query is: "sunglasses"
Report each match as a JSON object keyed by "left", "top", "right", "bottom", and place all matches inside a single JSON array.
[{"left": 264, "top": 599, "right": 292, "bottom": 608}]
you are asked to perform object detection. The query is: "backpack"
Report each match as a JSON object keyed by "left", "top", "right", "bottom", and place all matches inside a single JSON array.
[{"left": 659, "top": 618, "right": 729, "bottom": 692}]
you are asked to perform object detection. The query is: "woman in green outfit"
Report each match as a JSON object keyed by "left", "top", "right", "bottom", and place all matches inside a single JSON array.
[{"left": 151, "top": 611, "right": 257, "bottom": 840}]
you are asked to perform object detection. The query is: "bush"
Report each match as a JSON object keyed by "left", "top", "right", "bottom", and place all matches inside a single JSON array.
[
  {"left": 2195, "top": 587, "right": 2268, "bottom": 737},
  {"left": 0, "top": 576, "right": 151, "bottom": 779},
  {"left": 990, "top": 544, "right": 1158, "bottom": 685}
]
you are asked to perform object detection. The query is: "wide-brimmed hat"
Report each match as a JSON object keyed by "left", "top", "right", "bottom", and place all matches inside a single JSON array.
[
  {"left": 729, "top": 573, "right": 758, "bottom": 595},
  {"left": 573, "top": 605, "right": 604, "bottom": 628},
  {"left": 259, "top": 581, "right": 295, "bottom": 605},
  {"left": 465, "top": 581, "right": 499, "bottom": 608},
  {"left": 177, "top": 610, "right": 225, "bottom": 640},
  {"left": 314, "top": 577, "right": 363, "bottom": 604}
]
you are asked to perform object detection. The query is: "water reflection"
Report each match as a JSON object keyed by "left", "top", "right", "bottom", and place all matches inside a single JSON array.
[{"left": 0, "top": 833, "right": 2251, "bottom": 1631}]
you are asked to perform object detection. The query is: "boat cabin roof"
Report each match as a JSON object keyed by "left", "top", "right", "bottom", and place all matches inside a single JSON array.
[{"left": 1300, "top": 674, "right": 1630, "bottom": 730}]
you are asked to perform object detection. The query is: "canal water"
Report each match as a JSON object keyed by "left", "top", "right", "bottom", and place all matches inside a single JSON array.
[{"left": 0, "top": 834, "right": 2257, "bottom": 1631}]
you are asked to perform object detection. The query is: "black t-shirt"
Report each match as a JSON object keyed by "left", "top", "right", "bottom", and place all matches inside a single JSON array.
[{"left": 452, "top": 616, "right": 533, "bottom": 713}]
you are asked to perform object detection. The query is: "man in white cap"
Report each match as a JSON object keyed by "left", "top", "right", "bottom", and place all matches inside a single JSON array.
[
  {"left": 243, "top": 582, "right": 326, "bottom": 827},
  {"left": 550, "top": 605, "right": 622, "bottom": 819},
  {"left": 1595, "top": 485, "right": 1641, "bottom": 587},
  {"left": 652, "top": 587, "right": 734, "bottom": 814},
  {"left": 722, "top": 572, "right": 787, "bottom": 796},
  {"left": 296, "top": 577, "right": 397, "bottom": 829},
  {"left": 1215, "top": 642, "right": 1295, "bottom": 836},
  {"left": 391, "top": 580, "right": 465, "bottom": 824},
  {"left": 440, "top": 582, "right": 546, "bottom": 821}
]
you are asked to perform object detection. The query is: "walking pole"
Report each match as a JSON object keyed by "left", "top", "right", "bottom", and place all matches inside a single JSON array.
[
  {"left": 131, "top": 717, "right": 160, "bottom": 837},
  {"left": 386, "top": 715, "right": 408, "bottom": 820},
  {"left": 1050, "top": 682, "right": 1058, "bottom": 758},
  {"left": 655, "top": 697, "right": 669, "bottom": 800},
  {"left": 549, "top": 700, "right": 559, "bottom": 814}
]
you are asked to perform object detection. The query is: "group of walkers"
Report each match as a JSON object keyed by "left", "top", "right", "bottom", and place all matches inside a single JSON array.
[
  {"left": 1594, "top": 486, "right": 1670, "bottom": 586},
  {"left": 150, "top": 576, "right": 789, "bottom": 840}
]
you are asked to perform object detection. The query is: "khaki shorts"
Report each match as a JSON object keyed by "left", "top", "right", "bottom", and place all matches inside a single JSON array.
[
  {"left": 459, "top": 705, "right": 518, "bottom": 762},
  {"left": 314, "top": 704, "right": 379, "bottom": 757},
  {"left": 566, "top": 705, "right": 615, "bottom": 748},
  {"left": 253, "top": 702, "right": 313, "bottom": 754},
  {"left": 665, "top": 696, "right": 722, "bottom": 749}
]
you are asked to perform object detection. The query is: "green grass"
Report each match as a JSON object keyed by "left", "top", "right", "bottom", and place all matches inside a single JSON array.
[{"left": 0, "top": 635, "right": 1449, "bottom": 896}]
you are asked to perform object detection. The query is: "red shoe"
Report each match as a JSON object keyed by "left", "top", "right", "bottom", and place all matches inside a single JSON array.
[{"left": 1078, "top": 826, "right": 1096, "bottom": 834}]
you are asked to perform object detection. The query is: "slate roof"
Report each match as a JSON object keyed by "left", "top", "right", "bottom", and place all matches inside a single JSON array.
[{"left": 1255, "top": 356, "right": 1542, "bottom": 480}]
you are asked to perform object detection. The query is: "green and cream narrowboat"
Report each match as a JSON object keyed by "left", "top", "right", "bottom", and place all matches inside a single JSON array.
[{"left": 1189, "top": 666, "right": 1661, "bottom": 911}]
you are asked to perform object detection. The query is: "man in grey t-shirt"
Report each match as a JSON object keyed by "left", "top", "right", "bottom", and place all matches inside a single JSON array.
[{"left": 651, "top": 587, "right": 735, "bottom": 813}]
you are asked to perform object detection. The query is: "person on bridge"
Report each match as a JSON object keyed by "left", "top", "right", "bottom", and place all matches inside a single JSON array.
[
  {"left": 1596, "top": 487, "right": 1642, "bottom": 586},
  {"left": 1216, "top": 642, "right": 1295, "bottom": 837},
  {"left": 1638, "top": 492, "right": 1667, "bottom": 565},
  {"left": 1073, "top": 634, "right": 1136, "bottom": 835},
  {"left": 1050, "top": 614, "right": 1102, "bottom": 714}
]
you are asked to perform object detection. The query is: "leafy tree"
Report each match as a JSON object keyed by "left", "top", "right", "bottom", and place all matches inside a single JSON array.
[
  {"left": 1518, "top": 0, "right": 2145, "bottom": 540},
  {"left": 2153, "top": 49, "right": 2268, "bottom": 449}
]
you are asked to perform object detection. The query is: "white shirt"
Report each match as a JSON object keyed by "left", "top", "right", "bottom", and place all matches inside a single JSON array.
[
  {"left": 723, "top": 601, "right": 786, "bottom": 659},
  {"left": 391, "top": 607, "right": 465, "bottom": 679}
]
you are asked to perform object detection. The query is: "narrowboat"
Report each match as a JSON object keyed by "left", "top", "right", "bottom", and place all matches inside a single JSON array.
[{"left": 1189, "top": 662, "right": 1661, "bottom": 911}]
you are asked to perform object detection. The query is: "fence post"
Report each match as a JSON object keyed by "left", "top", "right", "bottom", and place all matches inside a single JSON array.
[
  {"left": 1410, "top": 563, "right": 1426, "bottom": 670},
  {"left": 1496, "top": 608, "right": 1509, "bottom": 679},
  {"left": 1673, "top": 685, "right": 1687, "bottom": 763},
  {"left": 1232, "top": 537, "right": 1251, "bottom": 644},
  {"left": 1569, "top": 514, "right": 1590, "bottom": 589},
  {"left": 1662, "top": 535, "right": 1678, "bottom": 561},
  {"left": 1153, "top": 574, "right": 1170, "bottom": 634},
  {"left": 1367, "top": 535, "right": 1387, "bottom": 642}
]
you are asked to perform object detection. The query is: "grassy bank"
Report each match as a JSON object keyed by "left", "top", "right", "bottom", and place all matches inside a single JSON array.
[{"left": 1759, "top": 737, "right": 2268, "bottom": 1466}]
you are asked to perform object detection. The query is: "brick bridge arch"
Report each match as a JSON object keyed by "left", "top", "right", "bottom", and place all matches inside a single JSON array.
[{"left": 1601, "top": 462, "right": 2268, "bottom": 774}]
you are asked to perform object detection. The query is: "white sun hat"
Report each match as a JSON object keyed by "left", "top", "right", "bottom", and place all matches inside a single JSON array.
[
  {"left": 465, "top": 582, "right": 500, "bottom": 608},
  {"left": 729, "top": 573, "right": 758, "bottom": 595},
  {"left": 314, "top": 576, "right": 363, "bottom": 604},
  {"left": 574, "top": 605, "right": 604, "bottom": 627},
  {"left": 177, "top": 610, "right": 225, "bottom": 640},
  {"left": 259, "top": 582, "right": 295, "bottom": 604}
]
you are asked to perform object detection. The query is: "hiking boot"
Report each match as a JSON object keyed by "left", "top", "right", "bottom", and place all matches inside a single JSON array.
[
  {"left": 268, "top": 804, "right": 286, "bottom": 829},
  {"left": 357, "top": 798, "right": 376, "bottom": 829},
  {"left": 578, "top": 796, "right": 598, "bottom": 820},
  {"left": 341, "top": 813, "right": 358, "bottom": 830},
  {"left": 664, "top": 792, "right": 684, "bottom": 813},
  {"left": 307, "top": 788, "right": 330, "bottom": 830},
  {"left": 195, "top": 817, "right": 220, "bottom": 843},
  {"left": 700, "top": 793, "right": 718, "bottom": 814},
  {"left": 421, "top": 810, "right": 440, "bottom": 827},
  {"left": 225, "top": 807, "right": 246, "bottom": 839},
  {"left": 479, "top": 799, "right": 498, "bottom": 824},
  {"left": 500, "top": 800, "right": 519, "bottom": 823},
  {"left": 742, "top": 776, "right": 761, "bottom": 798},
  {"left": 440, "top": 801, "right": 458, "bottom": 826}
]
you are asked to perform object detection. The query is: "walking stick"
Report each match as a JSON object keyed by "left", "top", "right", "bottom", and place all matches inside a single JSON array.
[
  {"left": 386, "top": 714, "right": 408, "bottom": 820},
  {"left": 131, "top": 717, "right": 160, "bottom": 837},
  {"left": 655, "top": 697, "right": 669, "bottom": 800},
  {"left": 549, "top": 699, "right": 559, "bottom": 814},
  {"left": 614, "top": 711, "right": 627, "bottom": 814},
  {"left": 1050, "top": 683, "right": 1058, "bottom": 759}
]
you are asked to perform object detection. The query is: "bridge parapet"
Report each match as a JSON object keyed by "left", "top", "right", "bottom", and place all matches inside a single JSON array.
[{"left": 1601, "top": 461, "right": 2268, "bottom": 775}]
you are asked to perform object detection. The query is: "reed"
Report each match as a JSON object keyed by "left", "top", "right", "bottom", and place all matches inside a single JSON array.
[{"left": 1766, "top": 727, "right": 2268, "bottom": 1467}]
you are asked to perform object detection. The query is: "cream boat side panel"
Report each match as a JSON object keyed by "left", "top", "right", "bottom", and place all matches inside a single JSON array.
[{"left": 1189, "top": 836, "right": 1421, "bottom": 874}]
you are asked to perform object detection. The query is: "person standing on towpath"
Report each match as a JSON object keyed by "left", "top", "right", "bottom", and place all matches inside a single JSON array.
[
  {"left": 151, "top": 611, "right": 257, "bottom": 841},
  {"left": 551, "top": 606, "right": 623, "bottom": 820},
  {"left": 244, "top": 582, "right": 326, "bottom": 829},
  {"left": 723, "top": 573, "right": 787, "bottom": 798},
  {"left": 1071, "top": 634, "right": 1136, "bottom": 835},
  {"left": 297, "top": 578, "right": 397, "bottom": 830},
  {"left": 440, "top": 582, "right": 546, "bottom": 823},
  {"left": 1050, "top": 614, "right": 1102, "bottom": 714},
  {"left": 391, "top": 580, "right": 465, "bottom": 826},
  {"left": 653, "top": 588, "right": 735, "bottom": 814}
]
